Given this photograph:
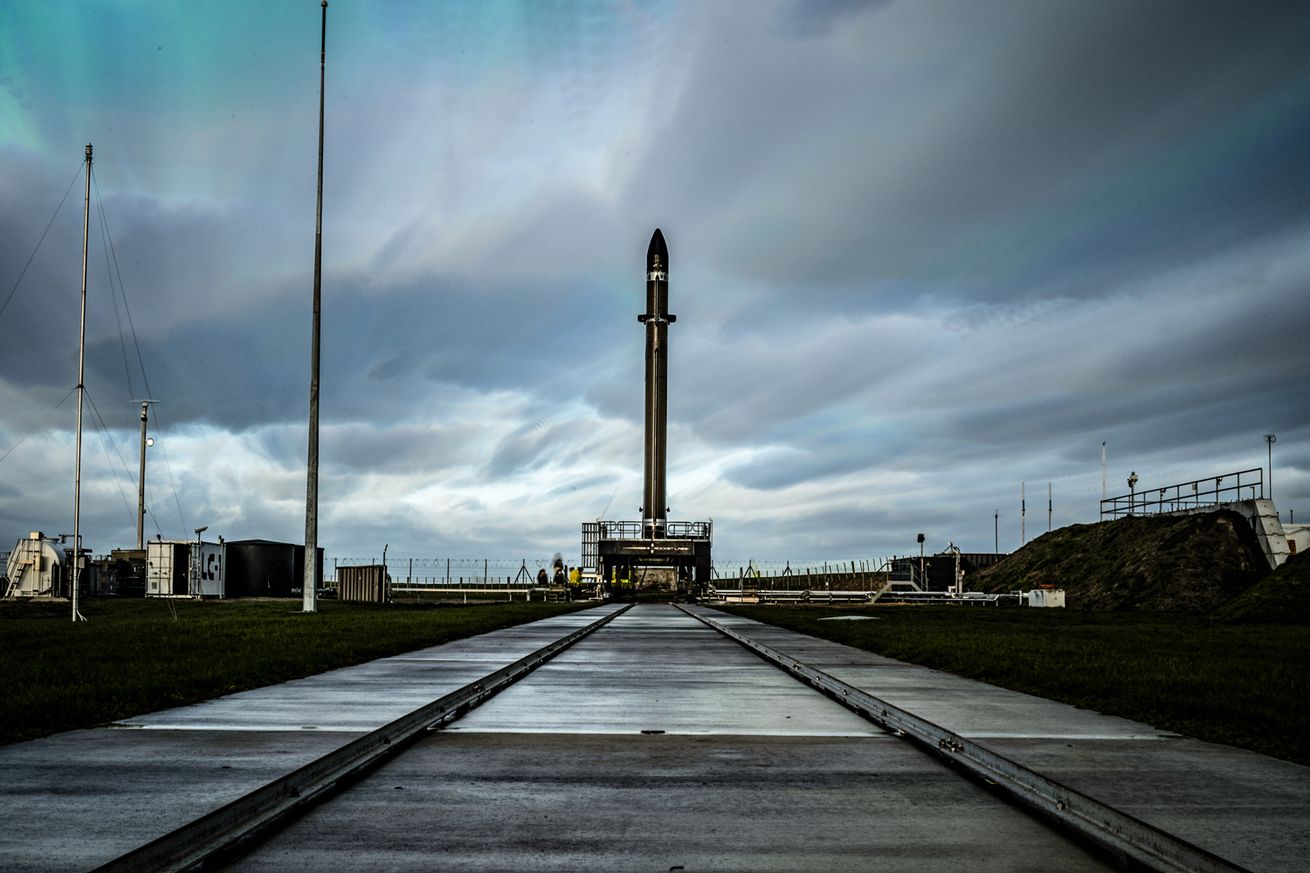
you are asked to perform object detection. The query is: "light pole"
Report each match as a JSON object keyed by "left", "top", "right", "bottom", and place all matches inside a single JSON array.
[
  {"left": 1265, "top": 434, "right": 1276, "bottom": 501},
  {"left": 1021, "top": 481, "right": 1026, "bottom": 545},
  {"left": 1128, "top": 472, "right": 1138, "bottom": 515},
  {"left": 916, "top": 533, "right": 925, "bottom": 587},
  {"left": 994, "top": 509, "right": 999, "bottom": 554},
  {"left": 136, "top": 401, "right": 154, "bottom": 550},
  {"left": 1101, "top": 441, "right": 1107, "bottom": 502}
]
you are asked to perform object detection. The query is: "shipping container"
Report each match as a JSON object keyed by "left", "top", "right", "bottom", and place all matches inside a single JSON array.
[
  {"left": 192, "top": 541, "right": 226, "bottom": 597},
  {"left": 146, "top": 540, "right": 190, "bottom": 596}
]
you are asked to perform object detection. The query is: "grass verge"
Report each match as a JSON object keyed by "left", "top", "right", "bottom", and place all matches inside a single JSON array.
[
  {"left": 717, "top": 605, "right": 1310, "bottom": 766},
  {"left": 0, "top": 597, "right": 589, "bottom": 746}
]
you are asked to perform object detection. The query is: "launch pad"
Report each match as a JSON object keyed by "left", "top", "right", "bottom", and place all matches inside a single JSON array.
[{"left": 583, "top": 520, "right": 713, "bottom": 596}]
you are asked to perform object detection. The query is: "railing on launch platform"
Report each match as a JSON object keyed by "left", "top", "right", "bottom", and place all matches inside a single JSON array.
[
  {"left": 596, "top": 520, "right": 712, "bottom": 539},
  {"left": 1099, "top": 468, "right": 1264, "bottom": 520}
]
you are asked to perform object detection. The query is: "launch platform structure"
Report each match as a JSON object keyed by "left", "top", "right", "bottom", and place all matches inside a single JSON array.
[
  {"left": 585, "top": 229, "right": 712, "bottom": 596},
  {"left": 585, "top": 519, "right": 713, "bottom": 596}
]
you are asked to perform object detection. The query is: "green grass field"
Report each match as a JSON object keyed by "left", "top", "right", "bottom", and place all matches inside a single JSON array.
[
  {"left": 717, "top": 605, "right": 1310, "bottom": 765},
  {"left": 0, "top": 598, "right": 587, "bottom": 746}
]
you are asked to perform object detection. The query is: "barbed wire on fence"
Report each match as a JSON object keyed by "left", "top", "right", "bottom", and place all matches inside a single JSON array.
[
  {"left": 326, "top": 554, "right": 933, "bottom": 585},
  {"left": 329, "top": 555, "right": 562, "bottom": 585}
]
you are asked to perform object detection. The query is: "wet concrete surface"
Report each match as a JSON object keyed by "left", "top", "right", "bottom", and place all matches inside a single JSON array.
[
  {"left": 0, "top": 606, "right": 623, "bottom": 872},
  {"left": 224, "top": 606, "right": 1119, "bottom": 872},
  {"left": 685, "top": 604, "right": 1310, "bottom": 873},
  {"left": 0, "top": 728, "right": 352, "bottom": 872},
  {"left": 689, "top": 607, "right": 1172, "bottom": 741},
  {"left": 225, "top": 733, "right": 1114, "bottom": 873},
  {"left": 449, "top": 605, "right": 880, "bottom": 736},
  {"left": 6, "top": 602, "right": 1305, "bottom": 872},
  {"left": 981, "top": 736, "right": 1310, "bottom": 873},
  {"left": 123, "top": 607, "right": 624, "bottom": 733}
]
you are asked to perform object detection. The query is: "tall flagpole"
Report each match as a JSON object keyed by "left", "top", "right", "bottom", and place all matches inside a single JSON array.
[
  {"left": 70, "top": 144, "right": 92, "bottom": 622},
  {"left": 303, "top": 0, "right": 327, "bottom": 613}
]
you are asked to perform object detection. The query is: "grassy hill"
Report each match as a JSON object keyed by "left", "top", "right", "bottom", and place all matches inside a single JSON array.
[
  {"left": 971, "top": 510, "right": 1268, "bottom": 611},
  {"left": 1212, "top": 549, "right": 1310, "bottom": 623}
]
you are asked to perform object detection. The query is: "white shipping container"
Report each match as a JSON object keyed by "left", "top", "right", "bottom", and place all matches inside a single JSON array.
[{"left": 146, "top": 540, "right": 190, "bottom": 596}]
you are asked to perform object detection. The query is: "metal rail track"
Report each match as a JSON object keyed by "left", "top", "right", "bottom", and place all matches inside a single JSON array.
[
  {"left": 90, "top": 604, "right": 632, "bottom": 873},
  {"left": 88, "top": 602, "right": 1253, "bottom": 873},
  {"left": 676, "top": 604, "right": 1251, "bottom": 873}
]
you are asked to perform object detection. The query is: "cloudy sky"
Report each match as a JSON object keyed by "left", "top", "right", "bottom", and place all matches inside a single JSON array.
[{"left": 2, "top": 0, "right": 1307, "bottom": 574}]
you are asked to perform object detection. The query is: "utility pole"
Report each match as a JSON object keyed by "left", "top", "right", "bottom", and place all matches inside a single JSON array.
[
  {"left": 1048, "top": 481, "right": 1052, "bottom": 532},
  {"left": 994, "top": 509, "right": 999, "bottom": 554},
  {"left": 135, "top": 400, "right": 155, "bottom": 550},
  {"left": 303, "top": 0, "right": 328, "bottom": 613}
]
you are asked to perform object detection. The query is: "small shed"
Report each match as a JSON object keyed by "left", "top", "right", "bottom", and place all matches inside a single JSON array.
[
  {"left": 337, "top": 565, "right": 390, "bottom": 603},
  {"left": 1027, "top": 587, "right": 1066, "bottom": 608}
]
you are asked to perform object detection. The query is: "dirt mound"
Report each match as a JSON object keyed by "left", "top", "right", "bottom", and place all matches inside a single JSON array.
[
  {"left": 971, "top": 511, "right": 1267, "bottom": 611},
  {"left": 1211, "top": 549, "right": 1310, "bottom": 623}
]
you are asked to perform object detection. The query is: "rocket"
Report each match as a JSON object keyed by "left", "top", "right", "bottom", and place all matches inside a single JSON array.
[{"left": 639, "top": 228, "right": 674, "bottom": 538}]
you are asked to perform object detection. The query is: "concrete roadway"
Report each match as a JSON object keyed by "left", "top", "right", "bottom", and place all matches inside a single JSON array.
[
  {"left": 686, "top": 605, "right": 1310, "bottom": 873},
  {"left": 3, "top": 604, "right": 1306, "bottom": 872},
  {"left": 0, "top": 606, "right": 624, "bottom": 872},
  {"left": 224, "top": 606, "right": 1116, "bottom": 872}
]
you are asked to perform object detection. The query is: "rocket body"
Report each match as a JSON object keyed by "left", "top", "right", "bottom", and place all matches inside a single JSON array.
[{"left": 640, "top": 229, "right": 674, "bottom": 538}]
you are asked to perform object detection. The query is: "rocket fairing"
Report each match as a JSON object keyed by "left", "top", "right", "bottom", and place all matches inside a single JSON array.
[{"left": 640, "top": 228, "right": 674, "bottom": 538}]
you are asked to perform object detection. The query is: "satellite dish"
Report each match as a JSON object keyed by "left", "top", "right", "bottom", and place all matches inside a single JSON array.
[{"left": 145, "top": 437, "right": 155, "bottom": 447}]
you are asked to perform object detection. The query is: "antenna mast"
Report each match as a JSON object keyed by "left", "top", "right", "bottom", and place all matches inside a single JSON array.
[{"left": 71, "top": 143, "right": 91, "bottom": 622}]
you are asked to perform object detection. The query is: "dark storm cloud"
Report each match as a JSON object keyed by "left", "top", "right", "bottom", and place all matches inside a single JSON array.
[
  {"left": 624, "top": 0, "right": 1310, "bottom": 315},
  {"left": 945, "top": 259, "right": 1310, "bottom": 452},
  {"left": 0, "top": 154, "right": 103, "bottom": 387},
  {"left": 69, "top": 258, "right": 632, "bottom": 437},
  {"left": 722, "top": 438, "right": 882, "bottom": 492},
  {"left": 668, "top": 314, "right": 921, "bottom": 446},
  {"left": 316, "top": 422, "right": 488, "bottom": 478},
  {"left": 713, "top": 503, "right": 925, "bottom": 564},
  {"left": 0, "top": 150, "right": 317, "bottom": 439},
  {"left": 486, "top": 418, "right": 590, "bottom": 479}
]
